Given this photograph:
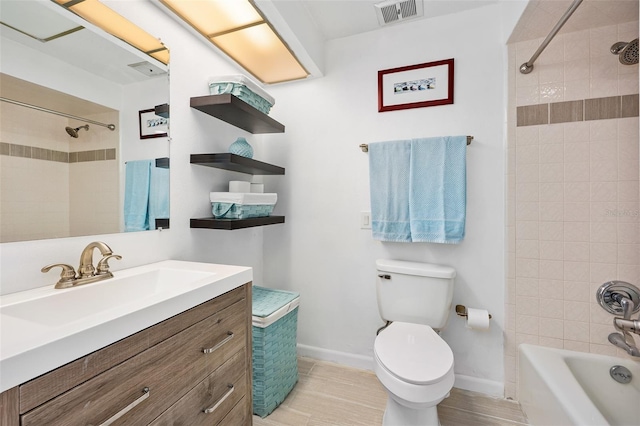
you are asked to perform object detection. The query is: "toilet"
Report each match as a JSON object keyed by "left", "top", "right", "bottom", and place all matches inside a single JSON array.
[{"left": 373, "top": 259, "right": 456, "bottom": 426}]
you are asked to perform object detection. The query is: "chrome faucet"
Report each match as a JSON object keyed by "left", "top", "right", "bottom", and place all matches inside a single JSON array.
[
  {"left": 42, "top": 241, "right": 122, "bottom": 289},
  {"left": 596, "top": 281, "right": 640, "bottom": 357}
]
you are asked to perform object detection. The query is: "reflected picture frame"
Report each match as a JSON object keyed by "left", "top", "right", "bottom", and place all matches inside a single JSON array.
[
  {"left": 139, "top": 108, "right": 168, "bottom": 139},
  {"left": 378, "top": 58, "right": 454, "bottom": 112}
]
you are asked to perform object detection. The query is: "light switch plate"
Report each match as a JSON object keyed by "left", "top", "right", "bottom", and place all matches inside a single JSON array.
[{"left": 361, "top": 211, "right": 371, "bottom": 229}]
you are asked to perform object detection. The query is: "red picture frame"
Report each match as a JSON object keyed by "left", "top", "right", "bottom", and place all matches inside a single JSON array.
[{"left": 378, "top": 58, "right": 454, "bottom": 112}]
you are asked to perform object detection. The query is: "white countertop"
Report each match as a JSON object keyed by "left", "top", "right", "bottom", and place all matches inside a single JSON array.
[{"left": 0, "top": 260, "right": 252, "bottom": 393}]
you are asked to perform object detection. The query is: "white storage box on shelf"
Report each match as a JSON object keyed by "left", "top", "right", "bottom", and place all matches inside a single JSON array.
[
  {"left": 209, "top": 74, "right": 275, "bottom": 114},
  {"left": 210, "top": 192, "right": 277, "bottom": 219}
]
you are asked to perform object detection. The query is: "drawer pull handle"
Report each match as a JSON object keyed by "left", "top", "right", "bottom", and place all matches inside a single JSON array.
[
  {"left": 99, "top": 387, "right": 150, "bottom": 426},
  {"left": 203, "top": 384, "right": 234, "bottom": 414},
  {"left": 202, "top": 331, "right": 234, "bottom": 354}
]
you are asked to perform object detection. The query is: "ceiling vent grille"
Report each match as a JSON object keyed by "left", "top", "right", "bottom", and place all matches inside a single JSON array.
[{"left": 375, "top": 0, "right": 423, "bottom": 26}]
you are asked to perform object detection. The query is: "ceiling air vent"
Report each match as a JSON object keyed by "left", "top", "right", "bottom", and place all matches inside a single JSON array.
[
  {"left": 375, "top": 0, "right": 423, "bottom": 26},
  {"left": 128, "top": 61, "right": 167, "bottom": 77}
]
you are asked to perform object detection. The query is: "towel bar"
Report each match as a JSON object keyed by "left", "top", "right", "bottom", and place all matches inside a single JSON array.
[{"left": 359, "top": 136, "right": 473, "bottom": 153}]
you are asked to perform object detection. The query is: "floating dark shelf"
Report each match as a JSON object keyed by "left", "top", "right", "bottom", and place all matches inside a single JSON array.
[
  {"left": 190, "top": 94, "right": 284, "bottom": 134},
  {"left": 190, "top": 216, "right": 285, "bottom": 230},
  {"left": 190, "top": 153, "right": 284, "bottom": 175}
]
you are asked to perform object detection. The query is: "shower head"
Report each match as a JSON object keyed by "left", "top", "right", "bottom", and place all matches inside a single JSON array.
[
  {"left": 65, "top": 124, "right": 89, "bottom": 138},
  {"left": 611, "top": 38, "right": 638, "bottom": 65}
]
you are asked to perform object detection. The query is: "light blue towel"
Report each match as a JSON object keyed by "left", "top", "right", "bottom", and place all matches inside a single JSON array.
[
  {"left": 368, "top": 140, "right": 412, "bottom": 242},
  {"left": 149, "top": 166, "right": 170, "bottom": 230},
  {"left": 409, "top": 136, "right": 466, "bottom": 243},
  {"left": 124, "top": 160, "right": 152, "bottom": 232}
]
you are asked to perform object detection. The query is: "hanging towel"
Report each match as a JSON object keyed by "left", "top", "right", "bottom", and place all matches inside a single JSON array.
[
  {"left": 124, "top": 160, "right": 152, "bottom": 232},
  {"left": 368, "top": 140, "right": 412, "bottom": 242},
  {"left": 409, "top": 136, "right": 466, "bottom": 243},
  {"left": 149, "top": 165, "right": 170, "bottom": 229}
]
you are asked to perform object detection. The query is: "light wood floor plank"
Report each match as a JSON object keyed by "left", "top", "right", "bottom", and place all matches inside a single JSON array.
[
  {"left": 252, "top": 357, "right": 527, "bottom": 426},
  {"left": 441, "top": 388, "right": 527, "bottom": 424}
]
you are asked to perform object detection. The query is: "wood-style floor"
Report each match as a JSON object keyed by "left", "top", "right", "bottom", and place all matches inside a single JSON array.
[{"left": 253, "top": 357, "right": 528, "bottom": 426}]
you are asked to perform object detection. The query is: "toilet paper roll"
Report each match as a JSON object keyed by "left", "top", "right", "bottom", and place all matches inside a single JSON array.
[
  {"left": 229, "top": 181, "right": 251, "bottom": 193},
  {"left": 250, "top": 183, "right": 264, "bottom": 193},
  {"left": 465, "top": 308, "right": 490, "bottom": 331}
]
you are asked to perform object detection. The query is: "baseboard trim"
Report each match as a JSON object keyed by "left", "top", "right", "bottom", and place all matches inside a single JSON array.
[
  {"left": 454, "top": 374, "right": 504, "bottom": 397},
  {"left": 297, "top": 344, "right": 505, "bottom": 397},
  {"left": 297, "top": 344, "right": 374, "bottom": 371}
]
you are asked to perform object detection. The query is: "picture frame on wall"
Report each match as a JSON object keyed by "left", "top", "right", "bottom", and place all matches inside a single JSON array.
[
  {"left": 139, "top": 108, "right": 168, "bottom": 139},
  {"left": 378, "top": 58, "right": 454, "bottom": 112}
]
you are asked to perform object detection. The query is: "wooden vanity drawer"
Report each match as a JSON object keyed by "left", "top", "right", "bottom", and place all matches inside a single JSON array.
[
  {"left": 19, "top": 285, "right": 246, "bottom": 414},
  {"left": 150, "top": 348, "right": 248, "bottom": 426},
  {"left": 20, "top": 298, "right": 247, "bottom": 426}
]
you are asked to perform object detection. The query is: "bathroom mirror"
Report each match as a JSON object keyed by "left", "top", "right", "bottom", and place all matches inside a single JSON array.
[{"left": 0, "top": 0, "right": 169, "bottom": 243}]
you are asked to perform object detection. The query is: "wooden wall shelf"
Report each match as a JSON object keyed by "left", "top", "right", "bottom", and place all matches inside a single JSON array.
[
  {"left": 190, "top": 153, "right": 284, "bottom": 175},
  {"left": 190, "top": 216, "right": 285, "bottom": 230},
  {"left": 190, "top": 94, "right": 285, "bottom": 134}
]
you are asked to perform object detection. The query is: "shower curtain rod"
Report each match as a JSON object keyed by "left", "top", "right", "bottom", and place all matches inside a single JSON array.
[
  {"left": 0, "top": 97, "right": 116, "bottom": 130},
  {"left": 359, "top": 136, "right": 473, "bottom": 153},
  {"left": 519, "top": 0, "right": 583, "bottom": 74}
]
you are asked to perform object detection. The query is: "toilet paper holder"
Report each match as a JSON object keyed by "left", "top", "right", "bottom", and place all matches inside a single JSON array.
[{"left": 455, "top": 304, "right": 492, "bottom": 319}]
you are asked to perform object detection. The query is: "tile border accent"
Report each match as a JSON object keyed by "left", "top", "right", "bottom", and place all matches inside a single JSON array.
[
  {"left": 517, "top": 93, "right": 639, "bottom": 127},
  {"left": 0, "top": 142, "right": 116, "bottom": 163}
]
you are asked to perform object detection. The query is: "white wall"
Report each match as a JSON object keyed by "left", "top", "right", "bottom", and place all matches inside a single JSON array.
[{"left": 261, "top": 4, "right": 508, "bottom": 395}]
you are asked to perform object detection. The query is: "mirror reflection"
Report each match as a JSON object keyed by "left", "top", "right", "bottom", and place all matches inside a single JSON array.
[{"left": 0, "top": 0, "right": 170, "bottom": 243}]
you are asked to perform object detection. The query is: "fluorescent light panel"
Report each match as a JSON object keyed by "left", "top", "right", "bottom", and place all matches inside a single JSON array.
[
  {"left": 54, "top": 0, "right": 169, "bottom": 64},
  {"left": 159, "top": 0, "right": 308, "bottom": 84},
  {"left": 0, "top": 1, "right": 80, "bottom": 41}
]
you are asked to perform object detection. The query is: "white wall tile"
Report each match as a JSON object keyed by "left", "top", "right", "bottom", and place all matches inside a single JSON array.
[
  {"left": 508, "top": 21, "right": 639, "bottom": 392},
  {"left": 564, "top": 321, "right": 590, "bottom": 342},
  {"left": 539, "top": 221, "right": 563, "bottom": 241}
]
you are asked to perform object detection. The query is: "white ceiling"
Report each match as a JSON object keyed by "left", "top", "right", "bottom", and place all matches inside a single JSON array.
[
  {"left": 0, "top": 0, "right": 167, "bottom": 85},
  {"left": 288, "top": 0, "right": 638, "bottom": 43},
  {"left": 291, "top": 0, "right": 499, "bottom": 41}
]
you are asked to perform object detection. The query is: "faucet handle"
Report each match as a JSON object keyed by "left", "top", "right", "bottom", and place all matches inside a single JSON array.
[
  {"left": 96, "top": 254, "right": 122, "bottom": 275},
  {"left": 41, "top": 263, "right": 77, "bottom": 288}
]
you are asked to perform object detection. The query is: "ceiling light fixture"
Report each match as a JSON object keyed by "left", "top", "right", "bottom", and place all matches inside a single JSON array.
[
  {"left": 53, "top": 0, "right": 169, "bottom": 65},
  {"left": 158, "top": 0, "right": 308, "bottom": 84}
]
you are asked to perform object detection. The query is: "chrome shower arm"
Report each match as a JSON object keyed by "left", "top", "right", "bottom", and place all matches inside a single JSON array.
[{"left": 0, "top": 97, "right": 116, "bottom": 130}]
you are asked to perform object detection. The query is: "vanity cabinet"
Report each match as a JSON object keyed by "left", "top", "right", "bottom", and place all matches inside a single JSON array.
[{"left": 0, "top": 284, "right": 252, "bottom": 426}]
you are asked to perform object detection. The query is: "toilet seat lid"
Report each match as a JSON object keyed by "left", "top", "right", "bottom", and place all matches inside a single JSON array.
[{"left": 374, "top": 322, "right": 454, "bottom": 385}]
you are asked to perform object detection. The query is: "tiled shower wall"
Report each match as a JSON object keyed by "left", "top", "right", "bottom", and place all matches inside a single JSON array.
[
  {"left": 0, "top": 102, "right": 119, "bottom": 242},
  {"left": 505, "top": 21, "right": 640, "bottom": 399}
]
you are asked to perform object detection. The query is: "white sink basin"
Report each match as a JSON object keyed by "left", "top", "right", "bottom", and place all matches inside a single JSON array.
[
  {"left": 0, "top": 260, "right": 252, "bottom": 393},
  {"left": 2, "top": 268, "right": 215, "bottom": 326}
]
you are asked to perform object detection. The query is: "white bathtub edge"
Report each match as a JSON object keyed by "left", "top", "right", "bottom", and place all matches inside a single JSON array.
[{"left": 518, "top": 344, "right": 611, "bottom": 426}]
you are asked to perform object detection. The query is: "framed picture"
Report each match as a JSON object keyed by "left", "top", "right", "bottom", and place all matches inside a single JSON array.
[
  {"left": 139, "top": 108, "right": 168, "bottom": 139},
  {"left": 378, "top": 58, "right": 454, "bottom": 112}
]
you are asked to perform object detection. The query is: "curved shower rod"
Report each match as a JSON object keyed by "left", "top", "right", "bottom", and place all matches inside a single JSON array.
[
  {"left": 0, "top": 97, "right": 116, "bottom": 131},
  {"left": 519, "top": 0, "right": 583, "bottom": 74}
]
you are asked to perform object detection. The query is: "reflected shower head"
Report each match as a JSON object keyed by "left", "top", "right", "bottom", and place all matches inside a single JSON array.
[
  {"left": 65, "top": 124, "right": 89, "bottom": 138},
  {"left": 611, "top": 38, "right": 638, "bottom": 65}
]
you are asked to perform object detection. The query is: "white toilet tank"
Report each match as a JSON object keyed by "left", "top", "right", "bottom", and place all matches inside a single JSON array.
[{"left": 376, "top": 259, "right": 456, "bottom": 329}]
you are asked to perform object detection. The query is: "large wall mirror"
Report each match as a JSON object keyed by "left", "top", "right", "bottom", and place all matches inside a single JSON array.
[{"left": 0, "top": 0, "right": 170, "bottom": 243}]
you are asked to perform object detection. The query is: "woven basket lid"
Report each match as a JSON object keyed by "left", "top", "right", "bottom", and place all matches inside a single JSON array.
[{"left": 252, "top": 286, "right": 299, "bottom": 318}]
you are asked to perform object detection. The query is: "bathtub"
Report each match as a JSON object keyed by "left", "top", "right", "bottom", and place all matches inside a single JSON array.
[{"left": 518, "top": 344, "right": 640, "bottom": 425}]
